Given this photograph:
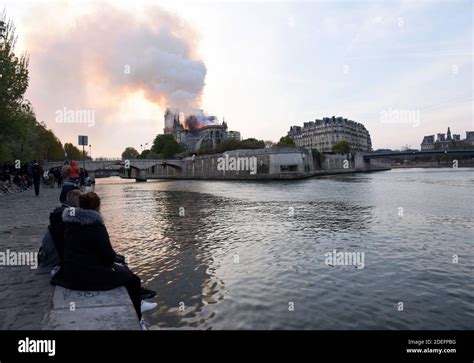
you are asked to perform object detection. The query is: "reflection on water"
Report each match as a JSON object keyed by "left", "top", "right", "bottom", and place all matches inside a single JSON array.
[{"left": 95, "top": 168, "right": 474, "bottom": 329}]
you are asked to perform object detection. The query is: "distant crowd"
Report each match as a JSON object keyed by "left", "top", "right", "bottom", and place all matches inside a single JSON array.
[
  {"left": 0, "top": 160, "right": 92, "bottom": 196},
  {"left": 1, "top": 158, "right": 159, "bottom": 326}
]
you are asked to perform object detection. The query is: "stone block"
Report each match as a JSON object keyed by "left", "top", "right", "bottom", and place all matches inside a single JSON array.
[
  {"left": 46, "top": 305, "right": 140, "bottom": 330},
  {"left": 46, "top": 286, "right": 141, "bottom": 330},
  {"left": 52, "top": 286, "right": 132, "bottom": 310}
]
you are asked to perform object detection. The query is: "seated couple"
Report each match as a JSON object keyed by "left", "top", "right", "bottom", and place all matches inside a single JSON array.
[{"left": 40, "top": 190, "right": 157, "bottom": 322}]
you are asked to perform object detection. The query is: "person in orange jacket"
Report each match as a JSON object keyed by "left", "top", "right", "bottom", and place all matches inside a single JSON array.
[{"left": 66, "top": 160, "right": 80, "bottom": 182}]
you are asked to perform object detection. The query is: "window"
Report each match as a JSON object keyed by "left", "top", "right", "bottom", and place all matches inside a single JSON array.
[{"left": 280, "top": 165, "right": 298, "bottom": 172}]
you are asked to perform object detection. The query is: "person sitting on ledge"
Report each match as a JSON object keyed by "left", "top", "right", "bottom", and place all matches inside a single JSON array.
[
  {"left": 39, "top": 189, "right": 83, "bottom": 268},
  {"left": 51, "top": 192, "right": 157, "bottom": 321}
]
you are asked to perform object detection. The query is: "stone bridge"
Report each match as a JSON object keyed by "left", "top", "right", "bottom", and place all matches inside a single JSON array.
[
  {"left": 43, "top": 159, "right": 183, "bottom": 182},
  {"left": 363, "top": 149, "right": 474, "bottom": 159}
]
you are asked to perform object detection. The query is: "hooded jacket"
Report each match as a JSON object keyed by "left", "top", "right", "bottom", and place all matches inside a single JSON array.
[
  {"left": 39, "top": 203, "right": 70, "bottom": 267},
  {"left": 51, "top": 207, "right": 133, "bottom": 291}
]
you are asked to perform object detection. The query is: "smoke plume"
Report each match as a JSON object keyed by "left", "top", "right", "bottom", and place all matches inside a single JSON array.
[
  {"left": 20, "top": 3, "right": 208, "bottom": 156},
  {"left": 25, "top": 4, "right": 207, "bottom": 115}
]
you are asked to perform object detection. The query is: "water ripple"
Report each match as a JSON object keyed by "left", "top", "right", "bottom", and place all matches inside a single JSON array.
[{"left": 94, "top": 168, "right": 474, "bottom": 329}]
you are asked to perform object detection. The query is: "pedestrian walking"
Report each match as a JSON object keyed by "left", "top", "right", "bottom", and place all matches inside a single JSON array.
[
  {"left": 61, "top": 161, "right": 69, "bottom": 179},
  {"left": 32, "top": 161, "right": 42, "bottom": 197},
  {"left": 55, "top": 168, "right": 63, "bottom": 188},
  {"left": 48, "top": 171, "right": 56, "bottom": 188}
]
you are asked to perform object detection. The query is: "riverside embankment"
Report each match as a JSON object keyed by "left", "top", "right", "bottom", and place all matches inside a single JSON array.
[
  {"left": 0, "top": 187, "right": 140, "bottom": 330},
  {"left": 121, "top": 147, "right": 391, "bottom": 181},
  {"left": 0, "top": 187, "right": 58, "bottom": 329}
]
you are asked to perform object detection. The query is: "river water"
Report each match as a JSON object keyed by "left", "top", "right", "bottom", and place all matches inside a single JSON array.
[{"left": 94, "top": 168, "right": 474, "bottom": 329}]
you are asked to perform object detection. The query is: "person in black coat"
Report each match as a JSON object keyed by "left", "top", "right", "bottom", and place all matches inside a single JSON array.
[
  {"left": 31, "top": 161, "right": 42, "bottom": 196},
  {"left": 51, "top": 192, "right": 156, "bottom": 320},
  {"left": 59, "top": 180, "right": 79, "bottom": 204},
  {"left": 39, "top": 189, "right": 83, "bottom": 268}
]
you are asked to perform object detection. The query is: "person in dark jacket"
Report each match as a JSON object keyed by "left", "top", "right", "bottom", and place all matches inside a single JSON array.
[
  {"left": 54, "top": 168, "right": 63, "bottom": 188},
  {"left": 31, "top": 161, "right": 42, "bottom": 196},
  {"left": 39, "top": 189, "right": 83, "bottom": 267},
  {"left": 51, "top": 192, "right": 156, "bottom": 320},
  {"left": 59, "top": 180, "right": 79, "bottom": 204}
]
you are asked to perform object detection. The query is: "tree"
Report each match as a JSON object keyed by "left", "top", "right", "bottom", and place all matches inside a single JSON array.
[
  {"left": 331, "top": 140, "right": 351, "bottom": 154},
  {"left": 121, "top": 147, "right": 139, "bottom": 160},
  {"left": 212, "top": 138, "right": 265, "bottom": 154},
  {"left": 7, "top": 107, "right": 37, "bottom": 161},
  {"left": 151, "top": 134, "right": 173, "bottom": 154},
  {"left": 197, "top": 143, "right": 214, "bottom": 155},
  {"left": 35, "top": 122, "right": 65, "bottom": 160},
  {"left": 240, "top": 138, "right": 265, "bottom": 149},
  {"left": 214, "top": 139, "right": 242, "bottom": 153},
  {"left": 162, "top": 141, "right": 182, "bottom": 158},
  {"left": 0, "top": 10, "right": 66, "bottom": 163},
  {"left": 0, "top": 10, "right": 29, "bottom": 124},
  {"left": 0, "top": 10, "right": 31, "bottom": 162},
  {"left": 64, "top": 143, "right": 83, "bottom": 160},
  {"left": 151, "top": 134, "right": 184, "bottom": 158},
  {"left": 139, "top": 149, "right": 151, "bottom": 159},
  {"left": 276, "top": 136, "right": 295, "bottom": 147}
]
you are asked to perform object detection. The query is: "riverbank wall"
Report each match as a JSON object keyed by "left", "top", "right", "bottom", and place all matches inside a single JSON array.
[{"left": 121, "top": 147, "right": 391, "bottom": 181}]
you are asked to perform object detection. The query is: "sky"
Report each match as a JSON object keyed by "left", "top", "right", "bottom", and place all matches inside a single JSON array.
[{"left": 2, "top": 0, "right": 473, "bottom": 157}]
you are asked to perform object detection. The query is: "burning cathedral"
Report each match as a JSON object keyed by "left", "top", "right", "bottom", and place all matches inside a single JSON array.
[{"left": 164, "top": 109, "right": 240, "bottom": 152}]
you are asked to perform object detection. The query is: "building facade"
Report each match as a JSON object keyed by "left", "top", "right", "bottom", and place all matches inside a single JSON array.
[
  {"left": 227, "top": 131, "right": 241, "bottom": 141},
  {"left": 466, "top": 132, "right": 474, "bottom": 146},
  {"left": 288, "top": 116, "right": 372, "bottom": 153},
  {"left": 421, "top": 135, "right": 436, "bottom": 150},
  {"left": 420, "top": 128, "right": 473, "bottom": 150}
]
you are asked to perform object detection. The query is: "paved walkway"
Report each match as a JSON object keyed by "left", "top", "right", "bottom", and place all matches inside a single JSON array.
[
  {"left": 0, "top": 186, "right": 60, "bottom": 329},
  {"left": 0, "top": 186, "right": 141, "bottom": 330}
]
